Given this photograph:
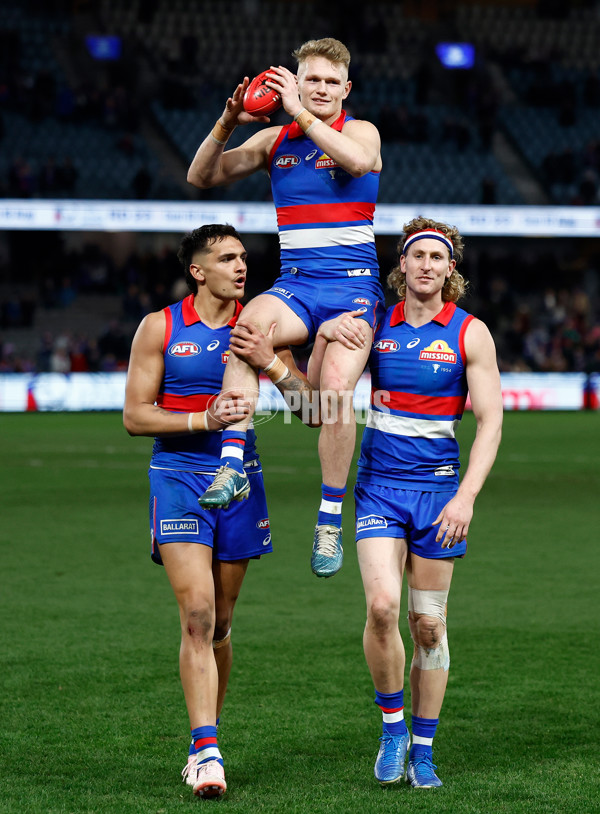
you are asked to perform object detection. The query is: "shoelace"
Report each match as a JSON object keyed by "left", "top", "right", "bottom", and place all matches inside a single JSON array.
[
  {"left": 315, "top": 527, "right": 341, "bottom": 557},
  {"left": 210, "top": 465, "right": 238, "bottom": 490},
  {"left": 181, "top": 757, "right": 196, "bottom": 780},
  {"left": 412, "top": 755, "right": 438, "bottom": 773}
]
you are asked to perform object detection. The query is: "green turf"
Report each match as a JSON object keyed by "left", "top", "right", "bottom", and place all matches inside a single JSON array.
[{"left": 2, "top": 411, "right": 599, "bottom": 813}]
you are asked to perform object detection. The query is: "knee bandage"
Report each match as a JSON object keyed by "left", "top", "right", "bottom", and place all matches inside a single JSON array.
[
  {"left": 408, "top": 587, "right": 450, "bottom": 671},
  {"left": 212, "top": 627, "right": 231, "bottom": 650}
]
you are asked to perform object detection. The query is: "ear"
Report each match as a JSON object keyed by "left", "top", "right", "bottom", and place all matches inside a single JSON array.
[
  {"left": 399, "top": 253, "right": 407, "bottom": 274},
  {"left": 342, "top": 79, "right": 351, "bottom": 100},
  {"left": 190, "top": 263, "right": 205, "bottom": 284},
  {"left": 446, "top": 259, "right": 456, "bottom": 278}
]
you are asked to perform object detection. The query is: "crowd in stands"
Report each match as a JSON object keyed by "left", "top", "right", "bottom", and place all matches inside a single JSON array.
[
  {"left": 1, "top": 236, "right": 599, "bottom": 378},
  {"left": 1, "top": 0, "right": 600, "bottom": 203}
]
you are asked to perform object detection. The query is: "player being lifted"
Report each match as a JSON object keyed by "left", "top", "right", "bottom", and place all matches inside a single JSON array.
[
  {"left": 355, "top": 218, "right": 503, "bottom": 788},
  {"left": 187, "top": 37, "right": 383, "bottom": 579}
]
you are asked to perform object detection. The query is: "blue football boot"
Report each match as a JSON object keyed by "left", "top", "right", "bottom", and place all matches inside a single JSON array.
[
  {"left": 374, "top": 731, "right": 410, "bottom": 785},
  {"left": 406, "top": 753, "right": 443, "bottom": 788},
  {"left": 198, "top": 465, "right": 250, "bottom": 509},
  {"left": 311, "top": 525, "right": 343, "bottom": 577}
]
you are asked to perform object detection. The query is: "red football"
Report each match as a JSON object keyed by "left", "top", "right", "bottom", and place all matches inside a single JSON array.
[{"left": 243, "top": 70, "right": 282, "bottom": 116}]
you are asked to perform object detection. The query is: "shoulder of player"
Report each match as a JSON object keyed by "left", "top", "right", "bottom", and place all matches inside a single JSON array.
[
  {"left": 342, "top": 117, "right": 380, "bottom": 138},
  {"left": 133, "top": 308, "right": 167, "bottom": 348},
  {"left": 238, "top": 125, "right": 285, "bottom": 155},
  {"left": 463, "top": 317, "right": 495, "bottom": 358}
]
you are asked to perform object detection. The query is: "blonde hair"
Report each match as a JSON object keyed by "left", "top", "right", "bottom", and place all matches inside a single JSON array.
[
  {"left": 292, "top": 38, "right": 351, "bottom": 71},
  {"left": 387, "top": 216, "right": 468, "bottom": 303}
]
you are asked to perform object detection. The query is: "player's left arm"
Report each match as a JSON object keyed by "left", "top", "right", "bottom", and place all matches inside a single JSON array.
[
  {"left": 434, "top": 318, "right": 503, "bottom": 548},
  {"left": 229, "top": 320, "right": 321, "bottom": 427}
]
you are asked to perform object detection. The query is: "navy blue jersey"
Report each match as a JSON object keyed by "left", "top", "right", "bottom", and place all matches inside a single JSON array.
[
  {"left": 150, "top": 294, "right": 259, "bottom": 473},
  {"left": 357, "top": 301, "right": 474, "bottom": 491}
]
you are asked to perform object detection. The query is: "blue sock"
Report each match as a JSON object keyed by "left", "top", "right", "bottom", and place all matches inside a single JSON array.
[
  {"left": 317, "top": 483, "right": 345, "bottom": 528},
  {"left": 410, "top": 716, "right": 438, "bottom": 758},
  {"left": 191, "top": 725, "right": 223, "bottom": 767},
  {"left": 190, "top": 718, "right": 220, "bottom": 755},
  {"left": 375, "top": 689, "right": 408, "bottom": 736},
  {"left": 220, "top": 430, "right": 246, "bottom": 474}
]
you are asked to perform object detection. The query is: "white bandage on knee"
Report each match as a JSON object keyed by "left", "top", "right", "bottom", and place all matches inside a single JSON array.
[
  {"left": 407, "top": 587, "right": 448, "bottom": 624},
  {"left": 212, "top": 627, "right": 231, "bottom": 650},
  {"left": 413, "top": 631, "right": 450, "bottom": 671},
  {"left": 408, "top": 587, "right": 450, "bottom": 671}
]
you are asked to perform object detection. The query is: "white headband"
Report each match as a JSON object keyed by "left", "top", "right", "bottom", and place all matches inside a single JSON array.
[{"left": 403, "top": 229, "right": 454, "bottom": 258}]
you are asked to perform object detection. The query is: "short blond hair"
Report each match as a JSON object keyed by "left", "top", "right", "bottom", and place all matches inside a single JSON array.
[
  {"left": 387, "top": 216, "right": 468, "bottom": 303},
  {"left": 292, "top": 38, "right": 351, "bottom": 71}
]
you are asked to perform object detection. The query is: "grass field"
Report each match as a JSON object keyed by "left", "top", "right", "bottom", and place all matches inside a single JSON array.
[{"left": 2, "top": 410, "right": 599, "bottom": 814}]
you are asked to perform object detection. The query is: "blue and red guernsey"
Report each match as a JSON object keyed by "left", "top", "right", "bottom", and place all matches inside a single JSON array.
[
  {"left": 357, "top": 301, "right": 475, "bottom": 491},
  {"left": 150, "top": 294, "right": 258, "bottom": 472},
  {"left": 268, "top": 111, "right": 380, "bottom": 279}
]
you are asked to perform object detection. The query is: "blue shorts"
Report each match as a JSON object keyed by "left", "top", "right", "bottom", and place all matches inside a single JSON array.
[
  {"left": 264, "top": 272, "right": 385, "bottom": 340},
  {"left": 149, "top": 468, "right": 272, "bottom": 565},
  {"left": 354, "top": 482, "right": 467, "bottom": 560}
]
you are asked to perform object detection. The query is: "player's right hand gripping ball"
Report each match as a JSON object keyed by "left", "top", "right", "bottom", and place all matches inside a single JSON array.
[{"left": 243, "top": 70, "right": 282, "bottom": 116}]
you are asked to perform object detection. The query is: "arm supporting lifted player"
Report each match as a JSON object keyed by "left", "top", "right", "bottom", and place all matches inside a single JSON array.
[{"left": 434, "top": 318, "right": 503, "bottom": 549}]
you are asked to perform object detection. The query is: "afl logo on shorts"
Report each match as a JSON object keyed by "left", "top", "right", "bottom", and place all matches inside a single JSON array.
[
  {"left": 275, "top": 155, "right": 300, "bottom": 169},
  {"left": 374, "top": 339, "right": 399, "bottom": 353},
  {"left": 352, "top": 297, "right": 371, "bottom": 306},
  {"left": 168, "top": 342, "right": 200, "bottom": 357},
  {"left": 256, "top": 518, "right": 270, "bottom": 530}
]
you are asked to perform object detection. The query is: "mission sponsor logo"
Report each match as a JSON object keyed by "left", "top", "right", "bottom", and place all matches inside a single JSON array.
[
  {"left": 168, "top": 342, "right": 200, "bottom": 357},
  {"left": 315, "top": 154, "right": 337, "bottom": 169},
  {"left": 374, "top": 339, "right": 399, "bottom": 353},
  {"left": 419, "top": 339, "right": 457, "bottom": 364},
  {"left": 160, "top": 519, "right": 199, "bottom": 535},
  {"left": 222, "top": 349, "right": 230, "bottom": 364},
  {"left": 274, "top": 154, "right": 300, "bottom": 168},
  {"left": 356, "top": 514, "right": 388, "bottom": 532}
]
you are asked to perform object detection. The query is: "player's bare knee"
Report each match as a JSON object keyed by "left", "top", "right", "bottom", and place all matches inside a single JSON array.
[
  {"left": 367, "top": 594, "right": 400, "bottom": 638},
  {"left": 183, "top": 606, "right": 214, "bottom": 642}
]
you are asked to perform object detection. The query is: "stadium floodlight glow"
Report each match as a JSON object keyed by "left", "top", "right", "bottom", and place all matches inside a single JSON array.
[
  {"left": 85, "top": 35, "right": 122, "bottom": 60},
  {"left": 435, "top": 43, "right": 475, "bottom": 69}
]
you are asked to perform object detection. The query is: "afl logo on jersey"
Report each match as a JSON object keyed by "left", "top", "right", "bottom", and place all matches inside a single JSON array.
[
  {"left": 352, "top": 297, "right": 372, "bottom": 306},
  {"left": 374, "top": 339, "right": 399, "bottom": 353},
  {"left": 168, "top": 342, "right": 200, "bottom": 357},
  {"left": 256, "top": 518, "right": 270, "bottom": 530},
  {"left": 275, "top": 154, "right": 300, "bottom": 169},
  {"left": 419, "top": 339, "right": 457, "bottom": 364}
]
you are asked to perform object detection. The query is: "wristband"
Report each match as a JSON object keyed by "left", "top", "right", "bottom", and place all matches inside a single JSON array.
[
  {"left": 264, "top": 355, "right": 290, "bottom": 386},
  {"left": 188, "top": 410, "right": 210, "bottom": 432},
  {"left": 211, "top": 118, "right": 234, "bottom": 145},
  {"left": 294, "top": 107, "right": 318, "bottom": 134}
]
